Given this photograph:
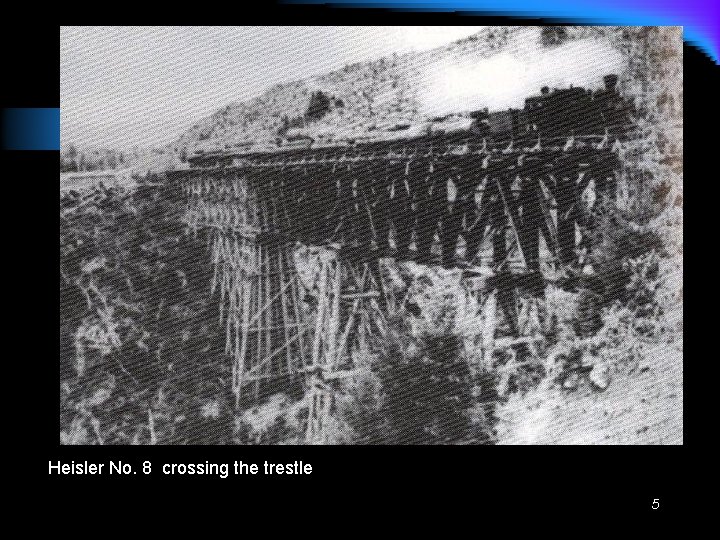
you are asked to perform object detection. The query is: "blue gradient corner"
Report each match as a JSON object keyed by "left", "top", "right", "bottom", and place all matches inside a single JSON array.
[
  {"left": 2, "top": 108, "right": 60, "bottom": 151},
  {"left": 286, "top": 0, "right": 719, "bottom": 64}
]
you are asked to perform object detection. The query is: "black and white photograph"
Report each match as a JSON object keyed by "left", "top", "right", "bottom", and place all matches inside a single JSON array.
[{"left": 59, "top": 26, "right": 683, "bottom": 445}]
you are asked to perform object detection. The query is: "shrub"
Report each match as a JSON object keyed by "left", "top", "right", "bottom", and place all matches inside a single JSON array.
[
  {"left": 305, "top": 90, "right": 332, "bottom": 121},
  {"left": 375, "top": 330, "right": 474, "bottom": 444},
  {"left": 59, "top": 177, "right": 226, "bottom": 444},
  {"left": 585, "top": 200, "right": 664, "bottom": 303}
]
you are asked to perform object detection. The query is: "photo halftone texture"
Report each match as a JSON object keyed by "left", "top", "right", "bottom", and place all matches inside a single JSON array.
[
  {"left": 61, "top": 26, "right": 487, "bottom": 149},
  {"left": 60, "top": 26, "right": 682, "bottom": 445}
]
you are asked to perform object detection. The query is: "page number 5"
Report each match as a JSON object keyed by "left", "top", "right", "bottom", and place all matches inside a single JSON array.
[{"left": 652, "top": 499, "right": 660, "bottom": 510}]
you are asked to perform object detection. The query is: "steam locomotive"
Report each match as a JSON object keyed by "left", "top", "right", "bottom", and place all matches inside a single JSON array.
[{"left": 471, "top": 74, "right": 632, "bottom": 140}]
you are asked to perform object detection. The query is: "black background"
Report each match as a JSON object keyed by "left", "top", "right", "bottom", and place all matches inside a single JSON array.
[{"left": 2, "top": 6, "right": 708, "bottom": 519}]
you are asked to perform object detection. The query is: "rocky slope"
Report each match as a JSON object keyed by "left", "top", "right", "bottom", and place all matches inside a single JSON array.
[{"left": 173, "top": 26, "right": 674, "bottom": 155}]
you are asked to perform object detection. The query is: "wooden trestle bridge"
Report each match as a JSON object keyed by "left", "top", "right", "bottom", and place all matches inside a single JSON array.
[{"left": 167, "top": 131, "right": 623, "bottom": 441}]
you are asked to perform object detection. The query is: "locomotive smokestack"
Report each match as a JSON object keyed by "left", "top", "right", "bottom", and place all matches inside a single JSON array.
[
  {"left": 604, "top": 74, "right": 618, "bottom": 91},
  {"left": 541, "top": 86, "right": 550, "bottom": 95}
]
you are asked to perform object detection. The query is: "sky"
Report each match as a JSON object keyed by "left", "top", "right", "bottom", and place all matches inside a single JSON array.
[{"left": 60, "top": 26, "right": 486, "bottom": 150}]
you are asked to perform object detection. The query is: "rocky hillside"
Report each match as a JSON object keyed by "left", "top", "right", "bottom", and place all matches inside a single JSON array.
[{"left": 174, "top": 26, "right": 680, "bottom": 155}]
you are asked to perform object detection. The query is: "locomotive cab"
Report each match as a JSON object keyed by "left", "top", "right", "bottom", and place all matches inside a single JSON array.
[{"left": 468, "top": 73, "right": 632, "bottom": 142}]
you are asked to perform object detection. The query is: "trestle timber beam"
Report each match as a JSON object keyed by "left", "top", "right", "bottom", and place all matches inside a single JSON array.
[
  {"left": 186, "top": 131, "right": 622, "bottom": 168},
  {"left": 172, "top": 145, "right": 619, "bottom": 272}
]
